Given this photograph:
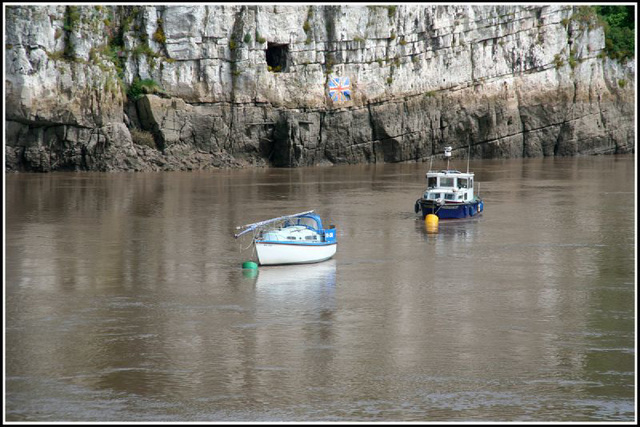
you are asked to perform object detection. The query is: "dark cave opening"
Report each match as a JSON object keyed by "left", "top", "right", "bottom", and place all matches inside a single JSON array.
[{"left": 266, "top": 43, "right": 290, "bottom": 72}]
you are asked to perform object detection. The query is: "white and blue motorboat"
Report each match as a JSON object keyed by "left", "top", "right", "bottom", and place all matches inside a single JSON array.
[
  {"left": 234, "top": 210, "right": 337, "bottom": 266},
  {"left": 414, "top": 147, "right": 484, "bottom": 219}
]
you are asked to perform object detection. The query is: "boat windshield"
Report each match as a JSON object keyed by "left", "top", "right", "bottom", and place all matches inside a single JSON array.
[
  {"left": 440, "top": 177, "right": 454, "bottom": 187},
  {"left": 287, "top": 214, "right": 323, "bottom": 230}
]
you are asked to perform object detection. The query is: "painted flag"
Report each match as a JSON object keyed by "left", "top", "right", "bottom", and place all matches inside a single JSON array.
[{"left": 328, "top": 76, "right": 351, "bottom": 102}]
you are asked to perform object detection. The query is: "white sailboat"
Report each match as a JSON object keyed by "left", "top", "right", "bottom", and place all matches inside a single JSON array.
[{"left": 234, "top": 210, "right": 337, "bottom": 266}]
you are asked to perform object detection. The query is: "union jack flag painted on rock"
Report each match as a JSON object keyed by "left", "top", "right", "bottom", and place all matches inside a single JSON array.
[{"left": 328, "top": 76, "right": 351, "bottom": 102}]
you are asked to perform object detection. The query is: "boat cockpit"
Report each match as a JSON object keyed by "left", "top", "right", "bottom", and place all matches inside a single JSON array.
[{"left": 283, "top": 214, "right": 323, "bottom": 231}]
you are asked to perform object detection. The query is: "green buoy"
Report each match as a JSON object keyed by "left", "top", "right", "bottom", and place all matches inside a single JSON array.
[{"left": 242, "top": 261, "right": 258, "bottom": 270}]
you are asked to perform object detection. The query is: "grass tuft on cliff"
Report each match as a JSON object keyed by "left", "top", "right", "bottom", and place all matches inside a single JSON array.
[
  {"left": 127, "top": 78, "right": 163, "bottom": 100},
  {"left": 130, "top": 129, "right": 156, "bottom": 149}
]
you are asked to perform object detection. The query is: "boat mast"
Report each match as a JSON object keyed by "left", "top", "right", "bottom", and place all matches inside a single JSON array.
[{"left": 444, "top": 146, "right": 452, "bottom": 170}]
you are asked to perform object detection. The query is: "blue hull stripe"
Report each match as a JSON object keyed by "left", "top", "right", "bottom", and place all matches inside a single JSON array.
[
  {"left": 256, "top": 241, "right": 337, "bottom": 247},
  {"left": 419, "top": 200, "right": 484, "bottom": 219}
]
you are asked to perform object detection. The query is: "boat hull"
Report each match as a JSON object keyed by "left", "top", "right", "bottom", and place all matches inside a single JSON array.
[
  {"left": 416, "top": 198, "right": 484, "bottom": 219},
  {"left": 255, "top": 241, "right": 337, "bottom": 266}
]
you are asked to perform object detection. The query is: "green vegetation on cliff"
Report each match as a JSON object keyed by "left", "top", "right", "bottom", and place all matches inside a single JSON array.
[{"left": 593, "top": 5, "right": 635, "bottom": 62}]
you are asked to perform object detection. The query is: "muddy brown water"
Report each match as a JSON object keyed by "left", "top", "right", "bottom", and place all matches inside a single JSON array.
[{"left": 5, "top": 155, "right": 635, "bottom": 421}]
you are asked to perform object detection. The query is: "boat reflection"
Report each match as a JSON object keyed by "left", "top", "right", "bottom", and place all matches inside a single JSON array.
[
  {"left": 254, "top": 260, "right": 337, "bottom": 309},
  {"left": 413, "top": 215, "right": 481, "bottom": 243}
]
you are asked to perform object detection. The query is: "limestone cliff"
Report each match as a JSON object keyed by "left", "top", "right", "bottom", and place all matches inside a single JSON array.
[{"left": 5, "top": 4, "right": 635, "bottom": 171}]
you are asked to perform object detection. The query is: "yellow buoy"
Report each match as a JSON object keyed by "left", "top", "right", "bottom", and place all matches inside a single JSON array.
[{"left": 425, "top": 214, "right": 439, "bottom": 233}]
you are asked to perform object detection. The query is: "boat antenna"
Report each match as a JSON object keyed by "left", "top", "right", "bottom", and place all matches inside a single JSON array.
[
  {"left": 444, "top": 146, "right": 452, "bottom": 170},
  {"left": 466, "top": 142, "right": 471, "bottom": 173}
]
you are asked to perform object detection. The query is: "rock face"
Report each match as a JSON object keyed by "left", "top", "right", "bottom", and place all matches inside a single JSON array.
[{"left": 5, "top": 4, "right": 635, "bottom": 172}]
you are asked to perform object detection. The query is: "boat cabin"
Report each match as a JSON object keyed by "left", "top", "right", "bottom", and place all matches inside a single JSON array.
[
  {"left": 261, "top": 226, "right": 321, "bottom": 242},
  {"left": 258, "top": 213, "right": 334, "bottom": 243},
  {"left": 423, "top": 169, "right": 475, "bottom": 203}
]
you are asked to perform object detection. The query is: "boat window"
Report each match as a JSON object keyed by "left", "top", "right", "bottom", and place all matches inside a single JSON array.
[
  {"left": 305, "top": 235, "right": 317, "bottom": 240},
  {"left": 445, "top": 193, "right": 454, "bottom": 200},
  {"left": 427, "top": 177, "right": 437, "bottom": 188},
  {"left": 440, "top": 177, "right": 454, "bottom": 187},
  {"left": 464, "top": 193, "right": 468, "bottom": 200},
  {"left": 458, "top": 178, "right": 468, "bottom": 188},
  {"left": 431, "top": 193, "right": 441, "bottom": 199},
  {"left": 287, "top": 236, "right": 296, "bottom": 240}
]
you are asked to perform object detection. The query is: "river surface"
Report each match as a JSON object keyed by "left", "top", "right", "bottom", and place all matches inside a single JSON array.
[{"left": 5, "top": 155, "right": 636, "bottom": 422}]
